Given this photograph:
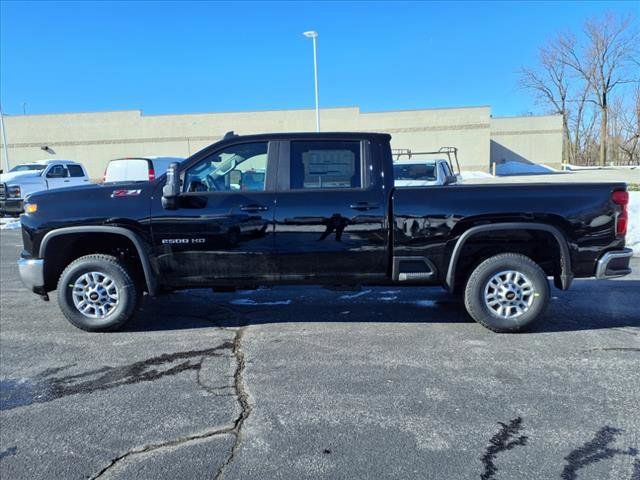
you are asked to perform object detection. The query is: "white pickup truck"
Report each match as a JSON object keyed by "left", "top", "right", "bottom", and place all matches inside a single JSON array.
[
  {"left": 393, "top": 158, "right": 459, "bottom": 187},
  {"left": 0, "top": 159, "right": 90, "bottom": 215}
]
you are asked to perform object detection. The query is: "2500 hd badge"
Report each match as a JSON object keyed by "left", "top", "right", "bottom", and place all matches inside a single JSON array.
[{"left": 162, "top": 238, "right": 206, "bottom": 244}]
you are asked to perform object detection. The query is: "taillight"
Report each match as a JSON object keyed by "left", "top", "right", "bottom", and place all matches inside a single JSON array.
[
  {"left": 148, "top": 167, "right": 156, "bottom": 181},
  {"left": 612, "top": 190, "right": 629, "bottom": 236}
]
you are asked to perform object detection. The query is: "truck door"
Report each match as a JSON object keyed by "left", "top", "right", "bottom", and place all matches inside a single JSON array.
[
  {"left": 150, "top": 141, "right": 278, "bottom": 286},
  {"left": 45, "top": 164, "right": 71, "bottom": 189},
  {"left": 272, "top": 139, "right": 388, "bottom": 282},
  {"left": 66, "top": 164, "right": 90, "bottom": 186}
]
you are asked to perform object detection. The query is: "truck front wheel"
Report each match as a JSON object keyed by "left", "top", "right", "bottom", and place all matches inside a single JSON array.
[
  {"left": 463, "top": 253, "right": 549, "bottom": 333},
  {"left": 57, "top": 254, "right": 140, "bottom": 332}
]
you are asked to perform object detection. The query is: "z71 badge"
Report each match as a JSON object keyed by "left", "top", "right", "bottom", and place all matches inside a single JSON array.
[{"left": 111, "top": 189, "right": 142, "bottom": 198}]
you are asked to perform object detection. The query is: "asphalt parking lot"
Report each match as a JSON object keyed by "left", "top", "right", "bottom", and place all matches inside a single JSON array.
[{"left": 1, "top": 228, "right": 639, "bottom": 479}]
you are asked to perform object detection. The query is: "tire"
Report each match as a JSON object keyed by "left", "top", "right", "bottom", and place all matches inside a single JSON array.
[
  {"left": 464, "top": 253, "right": 549, "bottom": 333},
  {"left": 57, "top": 254, "right": 140, "bottom": 332}
]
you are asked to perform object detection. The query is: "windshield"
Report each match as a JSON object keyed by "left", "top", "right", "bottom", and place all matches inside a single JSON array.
[
  {"left": 9, "top": 164, "right": 46, "bottom": 173},
  {"left": 393, "top": 163, "right": 437, "bottom": 181}
]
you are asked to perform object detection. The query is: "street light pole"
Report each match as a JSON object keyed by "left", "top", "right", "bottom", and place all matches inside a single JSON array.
[
  {"left": 0, "top": 104, "right": 10, "bottom": 172},
  {"left": 303, "top": 30, "right": 320, "bottom": 132}
]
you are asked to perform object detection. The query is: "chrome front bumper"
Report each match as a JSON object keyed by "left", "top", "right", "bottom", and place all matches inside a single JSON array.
[
  {"left": 17, "top": 258, "right": 44, "bottom": 292},
  {"left": 595, "top": 248, "right": 633, "bottom": 279}
]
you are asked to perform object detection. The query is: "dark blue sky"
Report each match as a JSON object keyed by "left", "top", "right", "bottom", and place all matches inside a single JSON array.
[{"left": 0, "top": 1, "right": 636, "bottom": 117}]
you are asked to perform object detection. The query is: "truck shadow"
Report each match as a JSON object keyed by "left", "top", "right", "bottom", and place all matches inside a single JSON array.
[{"left": 124, "top": 280, "right": 640, "bottom": 334}]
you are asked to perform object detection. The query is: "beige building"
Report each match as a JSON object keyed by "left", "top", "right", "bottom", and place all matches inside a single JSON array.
[{"left": 0, "top": 106, "right": 562, "bottom": 178}]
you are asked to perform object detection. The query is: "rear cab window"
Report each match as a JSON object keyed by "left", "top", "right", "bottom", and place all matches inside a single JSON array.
[{"left": 393, "top": 163, "right": 437, "bottom": 182}]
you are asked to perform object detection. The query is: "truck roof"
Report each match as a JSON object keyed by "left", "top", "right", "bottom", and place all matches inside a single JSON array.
[
  {"left": 28, "top": 159, "right": 79, "bottom": 165},
  {"left": 215, "top": 132, "right": 392, "bottom": 144}
]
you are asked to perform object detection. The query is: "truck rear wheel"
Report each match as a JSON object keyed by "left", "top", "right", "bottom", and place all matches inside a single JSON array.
[
  {"left": 464, "top": 253, "right": 549, "bottom": 333},
  {"left": 57, "top": 254, "right": 140, "bottom": 332}
]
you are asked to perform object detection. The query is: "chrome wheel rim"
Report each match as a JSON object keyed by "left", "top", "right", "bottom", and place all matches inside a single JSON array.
[
  {"left": 72, "top": 271, "right": 119, "bottom": 319},
  {"left": 484, "top": 270, "right": 534, "bottom": 319}
]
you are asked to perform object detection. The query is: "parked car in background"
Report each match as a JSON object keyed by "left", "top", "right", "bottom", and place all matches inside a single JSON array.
[
  {"left": 103, "top": 157, "right": 185, "bottom": 183},
  {"left": 0, "top": 160, "right": 89, "bottom": 215},
  {"left": 393, "top": 159, "right": 458, "bottom": 187}
]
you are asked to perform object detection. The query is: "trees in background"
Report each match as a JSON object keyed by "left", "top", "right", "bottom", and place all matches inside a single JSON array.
[{"left": 520, "top": 13, "right": 639, "bottom": 166}]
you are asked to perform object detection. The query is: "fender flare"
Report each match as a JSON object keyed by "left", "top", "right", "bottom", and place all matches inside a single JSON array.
[
  {"left": 445, "top": 222, "right": 573, "bottom": 292},
  {"left": 39, "top": 226, "right": 157, "bottom": 295}
]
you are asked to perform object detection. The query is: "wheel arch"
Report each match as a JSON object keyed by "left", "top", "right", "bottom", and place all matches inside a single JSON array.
[
  {"left": 39, "top": 226, "right": 157, "bottom": 295},
  {"left": 445, "top": 222, "right": 572, "bottom": 292}
]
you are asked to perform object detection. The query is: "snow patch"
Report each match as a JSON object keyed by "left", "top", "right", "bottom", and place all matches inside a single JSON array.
[
  {"left": 230, "top": 298, "right": 291, "bottom": 306},
  {"left": 415, "top": 300, "right": 436, "bottom": 308},
  {"left": 0, "top": 218, "right": 21, "bottom": 230},
  {"left": 339, "top": 290, "right": 371, "bottom": 300},
  {"left": 459, "top": 171, "right": 493, "bottom": 181},
  {"left": 496, "top": 161, "right": 556, "bottom": 176}
]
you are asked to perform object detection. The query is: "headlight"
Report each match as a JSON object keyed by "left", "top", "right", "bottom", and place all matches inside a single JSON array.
[
  {"left": 24, "top": 203, "right": 38, "bottom": 214},
  {"left": 7, "top": 185, "right": 21, "bottom": 198}
]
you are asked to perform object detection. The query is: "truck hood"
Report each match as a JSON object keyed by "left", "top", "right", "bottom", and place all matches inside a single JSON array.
[
  {"left": 0, "top": 171, "right": 42, "bottom": 184},
  {"left": 27, "top": 181, "right": 150, "bottom": 202},
  {"left": 25, "top": 182, "right": 154, "bottom": 225}
]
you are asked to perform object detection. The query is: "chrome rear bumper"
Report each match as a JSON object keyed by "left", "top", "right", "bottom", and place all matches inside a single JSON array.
[
  {"left": 595, "top": 248, "right": 633, "bottom": 279},
  {"left": 17, "top": 258, "right": 44, "bottom": 292}
]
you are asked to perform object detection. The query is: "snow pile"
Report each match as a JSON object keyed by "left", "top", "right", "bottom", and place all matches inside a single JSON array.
[
  {"left": 458, "top": 171, "right": 493, "bottom": 182},
  {"left": 496, "top": 161, "right": 556, "bottom": 176},
  {"left": 0, "top": 217, "right": 21, "bottom": 230},
  {"left": 628, "top": 192, "right": 640, "bottom": 257}
]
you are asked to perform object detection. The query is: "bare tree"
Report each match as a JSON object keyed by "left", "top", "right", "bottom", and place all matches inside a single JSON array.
[
  {"left": 570, "top": 80, "right": 595, "bottom": 164},
  {"left": 519, "top": 42, "right": 572, "bottom": 163},
  {"left": 558, "top": 13, "right": 639, "bottom": 166},
  {"left": 610, "top": 86, "right": 640, "bottom": 165}
]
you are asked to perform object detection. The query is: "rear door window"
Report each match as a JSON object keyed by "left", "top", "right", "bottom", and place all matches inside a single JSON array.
[
  {"left": 67, "top": 165, "right": 85, "bottom": 177},
  {"left": 290, "top": 141, "right": 361, "bottom": 189}
]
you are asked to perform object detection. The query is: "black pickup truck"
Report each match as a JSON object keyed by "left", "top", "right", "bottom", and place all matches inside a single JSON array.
[{"left": 17, "top": 132, "right": 633, "bottom": 332}]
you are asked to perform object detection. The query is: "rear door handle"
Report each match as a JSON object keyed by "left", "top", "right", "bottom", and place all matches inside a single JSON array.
[
  {"left": 350, "top": 202, "right": 379, "bottom": 211},
  {"left": 240, "top": 204, "right": 269, "bottom": 212}
]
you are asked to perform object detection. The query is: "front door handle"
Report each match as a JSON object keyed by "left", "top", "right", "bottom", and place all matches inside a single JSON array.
[
  {"left": 240, "top": 204, "right": 269, "bottom": 212},
  {"left": 349, "top": 202, "right": 379, "bottom": 211}
]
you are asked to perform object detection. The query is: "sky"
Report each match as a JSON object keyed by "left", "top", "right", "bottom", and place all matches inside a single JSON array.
[{"left": 0, "top": 0, "right": 637, "bottom": 118}]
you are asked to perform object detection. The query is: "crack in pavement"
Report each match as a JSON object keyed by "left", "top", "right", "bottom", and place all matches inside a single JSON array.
[
  {"left": 561, "top": 426, "right": 638, "bottom": 480},
  {"left": 214, "top": 327, "right": 251, "bottom": 480},
  {"left": 89, "top": 327, "right": 251, "bottom": 479},
  {"left": 480, "top": 417, "right": 528, "bottom": 480}
]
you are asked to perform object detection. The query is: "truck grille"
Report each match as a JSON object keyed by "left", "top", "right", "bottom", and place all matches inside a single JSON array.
[{"left": 0, "top": 183, "right": 6, "bottom": 200}]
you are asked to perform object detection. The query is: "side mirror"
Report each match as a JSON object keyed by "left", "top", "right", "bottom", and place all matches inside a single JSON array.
[
  {"left": 161, "top": 162, "right": 180, "bottom": 210},
  {"left": 444, "top": 175, "right": 457, "bottom": 185}
]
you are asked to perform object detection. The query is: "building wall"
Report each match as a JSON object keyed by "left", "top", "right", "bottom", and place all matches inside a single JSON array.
[
  {"left": 490, "top": 115, "right": 564, "bottom": 169},
  {"left": 1, "top": 106, "right": 560, "bottom": 178}
]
